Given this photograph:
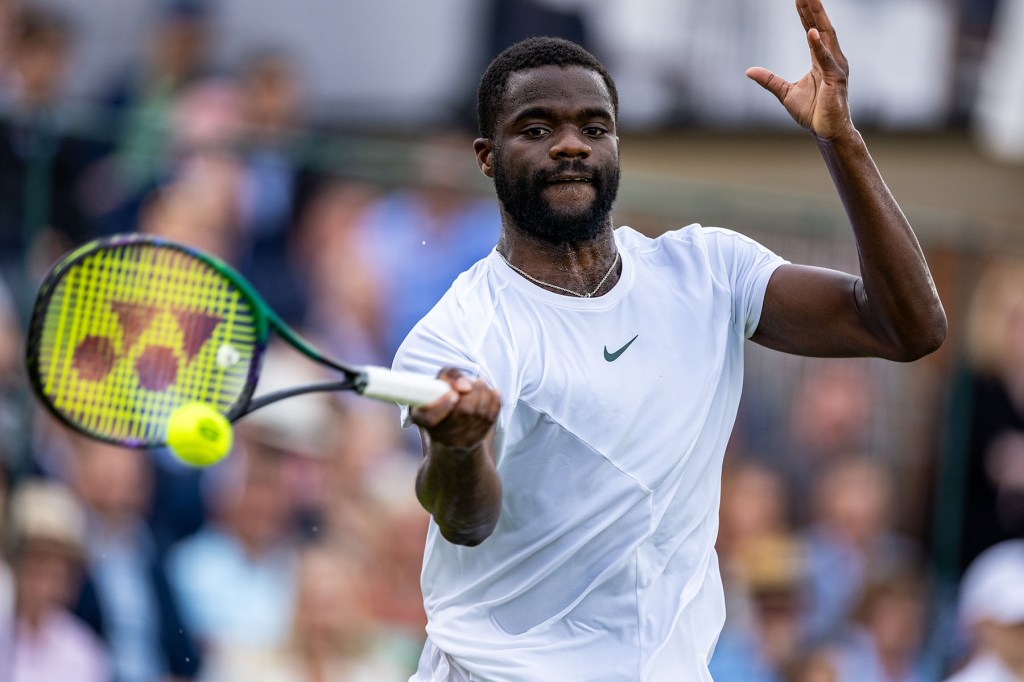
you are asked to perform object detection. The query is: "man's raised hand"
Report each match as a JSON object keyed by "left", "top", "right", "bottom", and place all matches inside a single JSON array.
[{"left": 746, "top": 0, "right": 853, "bottom": 140}]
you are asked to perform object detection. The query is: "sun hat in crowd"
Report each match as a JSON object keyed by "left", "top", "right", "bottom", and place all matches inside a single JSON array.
[{"left": 960, "top": 540, "right": 1024, "bottom": 627}]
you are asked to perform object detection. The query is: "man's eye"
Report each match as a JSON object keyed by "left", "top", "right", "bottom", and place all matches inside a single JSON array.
[
  {"left": 523, "top": 127, "right": 549, "bottom": 138},
  {"left": 584, "top": 127, "right": 607, "bottom": 138}
]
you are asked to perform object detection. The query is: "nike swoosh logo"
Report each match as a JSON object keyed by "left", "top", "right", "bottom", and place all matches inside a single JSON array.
[{"left": 604, "top": 335, "right": 638, "bottom": 362}]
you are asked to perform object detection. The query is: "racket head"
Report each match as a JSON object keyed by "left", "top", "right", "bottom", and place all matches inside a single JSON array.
[{"left": 26, "top": 234, "right": 270, "bottom": 447}]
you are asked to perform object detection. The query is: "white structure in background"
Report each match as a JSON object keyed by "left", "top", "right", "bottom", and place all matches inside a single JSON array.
[
  {"left": 36, "top": 0, "right": 489, "bottom": 127},
  {"left": 590, "top": 0, "right": 955, "bottom": 129},
  {"left": 209, "top": 0, "right": 490, "bottom": 126},
  {"left": 974, "top": 0, "right": 1024, "bottom": 164},
  {"left": 38, "top": 0, "right": 956, "bottom": 130}
]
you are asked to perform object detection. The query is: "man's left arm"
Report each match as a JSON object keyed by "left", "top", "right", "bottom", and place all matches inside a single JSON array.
[{"left": 746, "top": 0, "right": 947, "bottom": 361}]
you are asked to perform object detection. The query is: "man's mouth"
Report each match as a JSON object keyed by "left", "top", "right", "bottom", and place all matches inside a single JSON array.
[{"left": 546, "top": 175, "right": 592, "bottom": 184}]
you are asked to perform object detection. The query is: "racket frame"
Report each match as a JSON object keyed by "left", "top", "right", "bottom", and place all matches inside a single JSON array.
[{"left": 25, "top": 233, "right": 407, "bottom": 448}]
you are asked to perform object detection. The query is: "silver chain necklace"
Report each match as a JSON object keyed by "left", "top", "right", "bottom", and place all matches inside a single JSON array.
[{"left": 498, "top": 250, "right": 620, "bottom": 298}]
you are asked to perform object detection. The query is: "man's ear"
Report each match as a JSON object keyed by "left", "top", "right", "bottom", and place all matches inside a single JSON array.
[{"left": 474, "top": 138, "right": 494, "bottom": 178}]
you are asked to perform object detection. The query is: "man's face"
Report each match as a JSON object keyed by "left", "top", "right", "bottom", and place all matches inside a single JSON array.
[{"left": 480, "top": 65, "right": 620, "bottom": 245}]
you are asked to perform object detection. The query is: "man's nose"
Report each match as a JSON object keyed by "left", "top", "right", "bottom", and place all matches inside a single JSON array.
[{"left": 549, "top": 127, "right": 591, "bottom": 159}]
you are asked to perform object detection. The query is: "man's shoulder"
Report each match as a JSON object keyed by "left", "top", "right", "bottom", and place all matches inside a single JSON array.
[
  {"left": 429, "top": 254, "right": 502, "bottom": 319},
  {"left": 618, "top": 223, "right": 733, "bottom": 252},
  {"left": 395, "top": 255, "right": 505, "bottom": 359},
  {"left": 623, "top": 224, "right": 777, "bottom": 265}
]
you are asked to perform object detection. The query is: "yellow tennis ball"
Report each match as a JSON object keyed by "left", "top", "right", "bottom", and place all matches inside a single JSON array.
[{"left": 166, "top": 402, "right": 233, "bottom": 467}]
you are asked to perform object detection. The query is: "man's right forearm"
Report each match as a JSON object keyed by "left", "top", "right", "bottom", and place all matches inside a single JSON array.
[{"left": 416, "top": 436, "right": 503, "bottom": 547}]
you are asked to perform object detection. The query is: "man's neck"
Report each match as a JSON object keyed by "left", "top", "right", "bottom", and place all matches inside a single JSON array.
[{"left": 496, "top": 225, "right": 620, "bottom": 296}]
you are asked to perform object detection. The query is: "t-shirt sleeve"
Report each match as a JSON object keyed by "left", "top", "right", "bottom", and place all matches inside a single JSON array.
[{"left": 703, "top": 227, "right": 789, "bottom": 339}]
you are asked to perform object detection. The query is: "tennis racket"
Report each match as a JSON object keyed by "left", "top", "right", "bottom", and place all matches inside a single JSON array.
[{"left": 25, "top": 233, "right": 450, "bottom": 448}]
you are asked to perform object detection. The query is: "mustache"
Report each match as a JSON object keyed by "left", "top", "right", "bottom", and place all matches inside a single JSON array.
[{"left": 536, "top": 161, "right": 601, "bottom": 184}]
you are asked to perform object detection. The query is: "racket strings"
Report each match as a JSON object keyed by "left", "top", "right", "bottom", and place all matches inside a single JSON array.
[{"left": 36, "top": 242, "right": 259, "bottom": 444}]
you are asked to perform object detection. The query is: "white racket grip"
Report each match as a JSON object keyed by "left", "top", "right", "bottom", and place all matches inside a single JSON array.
[{"left": 360, "top": 366, "right": 451, "bottom": 406}]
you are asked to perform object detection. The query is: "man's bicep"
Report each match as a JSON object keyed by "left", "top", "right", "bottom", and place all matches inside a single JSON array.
[{"left": 750, "top": 263, "right": 892, "bottom": 358}]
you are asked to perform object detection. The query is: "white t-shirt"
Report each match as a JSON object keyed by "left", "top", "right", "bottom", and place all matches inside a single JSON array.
[
  {"left": 944, "top": 654, "right": 1024, "bottom": 682},
  {"left": 394, "top": 225, "right": 786, "bottom": 682}
]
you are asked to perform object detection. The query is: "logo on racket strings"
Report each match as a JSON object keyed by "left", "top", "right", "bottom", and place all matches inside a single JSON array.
[{"left": 70, "top": 300, "right": 224, "bottom": 392}]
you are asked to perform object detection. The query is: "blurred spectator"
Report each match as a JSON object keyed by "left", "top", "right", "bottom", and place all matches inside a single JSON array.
[
  {"left": 138, "top": 77, "right": 247, "bottom": 262},
  {"left": 0, "top": 460, "right": 11, "bottom": 621},
  {"left": 0, "top": 0, "right": 16, "bottom": 73},
  {"left": 719, "top": 459, "right": 791, "bottom": 560},
  {"left": 718, "top": 460, "right": 793, "bottom": 638},
  {"left": 942, "top": 260, "right": 1024, "bottom": 576},
  {"left": 199, "top": 542, "right": 409, "bottom": 682},
  {"left": 830, "top": 570, "right": 938, "bottom": 682},
  {"left": 233, "top": 48, "right": 318, "bottom": 326},
  {"left": 944, "top": 540, "right": 1024, "bottom": 680},
  {"left": 146, "top": 446, "right": 208, "bottom": 557},
  {"left": 710, "top": 534, "right": 810, "bottom": 682},
  {"left": 361, "top": 462, "right": 431, "bottom": 672},
  {"left": 801, "top": 455, "right": 922, "bottom": 644},
  {"left": 788, "top": 364, "right": 876, "bottom": 468},
  {"left": 320, "top": 400, "right": 417, "bottom": 548},
  {"left": 166, "top": 437, "right": 297, "bottom": 651},
  {"left": 973, "top": 0, "right": 1024, "bottom": 163},
  {"left": 362, "top": 130, "right": 501, "bottom": 357},
  {"left": 22, "top": 407, "right": 80, "bottom": 488},
  {"left": 0, "top": 480, "right": 110, "bottom": 682},
  {"left": 0, "top": 277, "right": 30, "bottom": 475},
  {"left": 35, "top": 0, "right": 152, "bottom": 105},
  {"left": 783, "top": 649, "right": 840, "bottom": 682},
  {"left": 0, "top": 4, "right": 98, "bottom": 318},
  {"left": 298, "top": 180, "right": 390, "bottom": 367},
  {"left": 240, "top": 344, "right": 338, "bottom": 539},
  {"left": 773, "top": 362, "right": 878, "bottom": 523},
  {"left": 70, "top": 438, "right": 201, "bottom": 682},
  {"left": 103, "top": 0, "right": 213, "bottom": 210}
]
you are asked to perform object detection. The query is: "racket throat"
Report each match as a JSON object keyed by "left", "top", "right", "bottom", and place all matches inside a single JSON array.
[{"left": 243, "top": 378, "right": 361, "bottom": 417}]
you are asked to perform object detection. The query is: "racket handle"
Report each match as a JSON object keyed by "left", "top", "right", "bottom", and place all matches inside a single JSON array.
[{"left": 360, "top": 367, "right": 451, "bottom": 406}]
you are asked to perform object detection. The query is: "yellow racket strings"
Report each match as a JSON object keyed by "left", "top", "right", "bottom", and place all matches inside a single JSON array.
[{"left": 37, "top": 244, "right": 259, "bottom": 443}]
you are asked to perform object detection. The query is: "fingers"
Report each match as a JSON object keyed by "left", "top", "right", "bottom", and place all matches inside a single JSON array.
[
  {"left": 796, "top": 0, "right": 835, "bottom": 36},
  {"left": 806, "top": 27, "right": 847, "bottom": 79},
  {"left": 745, "top": 67, "right": 791, "bottom": 103},
  {"left": 806, "top": 27, "right": 829, "bottom": 68},
  {"left": 438, "top": 367, "right": 473, "bottom": 392},
  {"left": 797, "top": 0, "right": 847, "bottom": 70},
  {"left": 411, "top": 387, "right": 459, "bottom": 429},
  {"left": 796, "top": 0, "right": 814, "bottom": 34},
  {"left": 410, "top": 368, "right": 466, "bottom": 427},
  {"left": 410, "top": 368, "right": 501, "bottom": 448}
]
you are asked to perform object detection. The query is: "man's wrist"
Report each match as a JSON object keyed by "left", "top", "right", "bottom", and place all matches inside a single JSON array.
[
  {"left": 432, "top": 439, "right": 486, "bottom": 458},
  {"left": 814, "top": 122, "right": 861, "bottom": 149}
]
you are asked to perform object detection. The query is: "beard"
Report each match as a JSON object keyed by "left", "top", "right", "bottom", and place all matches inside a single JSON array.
[{"left": 493, "top": 155, "right": 620, "bottom": 245}]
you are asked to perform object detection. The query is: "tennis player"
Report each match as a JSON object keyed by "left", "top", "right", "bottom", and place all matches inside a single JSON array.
[{"left": 394, "top": 1, "right": 947, "bottom": 680}]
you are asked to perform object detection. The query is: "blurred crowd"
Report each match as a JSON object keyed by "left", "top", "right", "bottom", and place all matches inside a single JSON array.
[{"left": 0, "top": 1, "right": 1022, "bottom": 681}]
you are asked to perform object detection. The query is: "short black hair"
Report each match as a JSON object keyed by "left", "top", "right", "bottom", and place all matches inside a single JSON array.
[{"left": 476, "top": 36, "right": 618, "bottom": 139}]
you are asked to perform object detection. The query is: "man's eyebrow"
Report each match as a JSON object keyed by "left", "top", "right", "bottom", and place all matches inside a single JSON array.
[
  {"left": 510, "top": 106, "right": 614, "bottom": 124},
  {"left": 576, "top": 107, "right": 614, "bottom": 121},
  {"left": 511, "top": 106, "right": 556, "bottom": 124}
]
